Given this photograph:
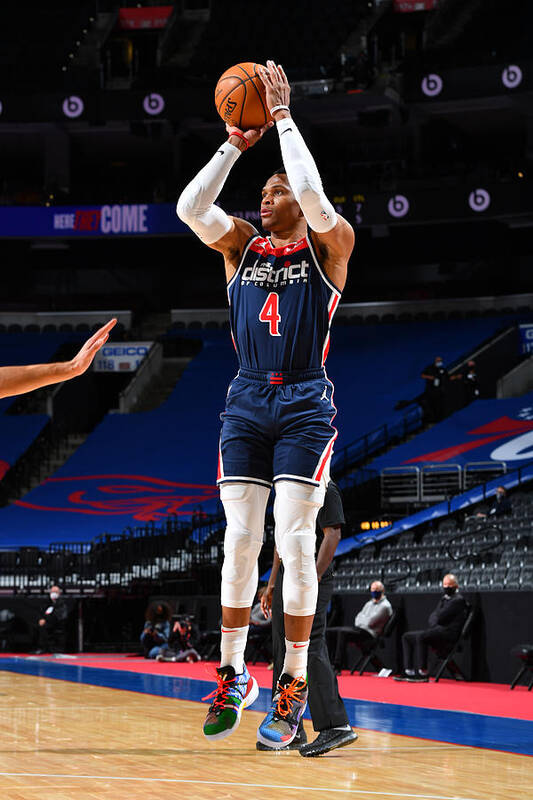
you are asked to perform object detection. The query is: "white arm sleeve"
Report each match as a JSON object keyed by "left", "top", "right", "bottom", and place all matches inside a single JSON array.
[
  {"left": 276, "top": 116, "right": 337, "bottom": 233},
  {"left": 176, "top": 141, "right": 241, "bottom": 244}
]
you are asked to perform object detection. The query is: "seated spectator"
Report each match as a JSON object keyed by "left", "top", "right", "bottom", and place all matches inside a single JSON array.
[
  {"left": 476, "top": 486, "right": 512, "bottom": 518},
  {"left": 35, "top": 585, "right": 68, "bottom": 654},
  {"left": 395, "top": 574, "right": 467, "bottom": 682},
  {"left": 332, "top": 581, "right": 392, "bottom": 674},
  {"left": 140, "top": 601, "right": 172, "bottom": 659},
  {"left": 157, "top": 615, "right": 202, "bottom": 662}
]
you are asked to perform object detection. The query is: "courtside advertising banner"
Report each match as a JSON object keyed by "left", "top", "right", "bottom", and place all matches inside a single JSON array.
[{"left": 93, "top": 342, "right": 153, "bottom": 372}]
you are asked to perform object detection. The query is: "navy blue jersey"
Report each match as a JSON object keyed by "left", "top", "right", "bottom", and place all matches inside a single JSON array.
[{"left": 227, "top": 233, "right": 341, "bottom": 372}]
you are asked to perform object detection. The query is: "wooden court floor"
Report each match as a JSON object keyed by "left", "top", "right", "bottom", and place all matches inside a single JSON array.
[{"left": 0, "top": 672, "right": 531, "bottom": 800}]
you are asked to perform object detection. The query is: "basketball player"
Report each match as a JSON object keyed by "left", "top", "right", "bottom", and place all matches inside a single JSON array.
[
  {"left": 0, "top": 319, "right": 116, "bottom": 400},
  {"left": 177, "top": 61, "right": 354, "bottom": 748}
]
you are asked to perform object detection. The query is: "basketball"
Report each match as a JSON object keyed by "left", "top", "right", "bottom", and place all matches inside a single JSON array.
[{"left": 215, "top": 62, "right": 272, "bottom": 130}]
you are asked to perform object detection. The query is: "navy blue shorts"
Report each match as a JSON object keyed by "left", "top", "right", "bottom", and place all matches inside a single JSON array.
[{"left": 217, "top": 367, "right": 337, "bottom": 488}]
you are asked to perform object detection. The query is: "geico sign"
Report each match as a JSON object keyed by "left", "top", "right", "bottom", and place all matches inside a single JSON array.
[
  {"left": 101, "top": 346, "right": 150, "bottom": 357},
  {"left": 101, "top": 205, "right": 148, "bottom": 233}
]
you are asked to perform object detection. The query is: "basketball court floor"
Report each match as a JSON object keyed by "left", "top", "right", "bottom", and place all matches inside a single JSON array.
[{"left": 0, "top": 655, "right": 531, "bottom": 800}]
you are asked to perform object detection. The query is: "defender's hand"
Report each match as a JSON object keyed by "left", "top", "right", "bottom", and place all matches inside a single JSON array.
[
  {"left": 69, "top": 319, "right": 117, "bottom": 377},
  {"left": 259, "top": 61, "right": 291, "bottom": 117},
  {"left": 226, "top": 121, "right": 273, "bottom": 150}
]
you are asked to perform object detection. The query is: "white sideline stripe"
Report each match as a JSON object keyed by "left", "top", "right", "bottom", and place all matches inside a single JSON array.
[{"left": 0, "top": 772, "right": 484, "bottom": 800}]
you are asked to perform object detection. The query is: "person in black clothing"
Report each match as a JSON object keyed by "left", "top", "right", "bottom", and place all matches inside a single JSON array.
[
  {"left": 396, "top": 574, "right": 467, "bottom": 682},
  {"left": 259, "top": 480, "right": 357, "bottom": 757},
  {"left": 36, "top": 585, "right": 68, "bottom": 653},
  {"left": 460, "top": 360, "right": 480, "bottom": 405},
  {"left": 476, "top": 486, "right": 512, "bottom": 519},
  {"left": 421, "top": 356, "right": 449, "bottom": 423}
]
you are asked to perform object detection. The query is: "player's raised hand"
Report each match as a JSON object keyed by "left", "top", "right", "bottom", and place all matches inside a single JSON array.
[
  {"left": 70, "top": 318, "right": 117, "bottom": 376},
  {"left": 259, "top": 61, "right": 291, "bottom": 116},
  {"left": 226, "top": 121, "right": 273, "bottom": 149}
]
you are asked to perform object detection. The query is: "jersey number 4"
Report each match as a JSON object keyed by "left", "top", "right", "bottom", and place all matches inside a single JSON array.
[{"left": 259, "top": 292, "right": 281, "bottom": 337}]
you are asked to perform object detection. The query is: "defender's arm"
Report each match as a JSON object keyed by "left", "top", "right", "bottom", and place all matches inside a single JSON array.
[{"left": 0, "top": 319, "right": 116, "bottom": 399}]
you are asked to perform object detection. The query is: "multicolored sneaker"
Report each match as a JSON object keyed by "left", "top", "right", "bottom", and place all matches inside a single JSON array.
[
  {"left": 257, "top": 673, "right": 308, "bottom": 749},
  {"left": 202, "top": 664, "right": 258, "bottom": 741}
]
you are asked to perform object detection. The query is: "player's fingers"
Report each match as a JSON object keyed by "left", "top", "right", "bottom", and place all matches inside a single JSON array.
[
  {"left": 278, "top": 64, "right": 289, "bottom": 85},
  {"left": 261, "top": 67, "right": 273, "bottom": 87},
  {"left": 267, "top": 60, "right": 280, "bottom": 82},
  {"left": 84, "top": 318, "right": 116, "bottom": 348},
  {"left": 260, "top": 121, "right": 274, "bottom": 136},
  {"left": 269, "top": 60, "right": 281, "bottom": 81},
  {"left": 87, "top": 334, "right": 109, "bottom": 354}
]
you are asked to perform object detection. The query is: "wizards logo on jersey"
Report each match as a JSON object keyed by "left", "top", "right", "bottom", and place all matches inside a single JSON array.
[
  {"left": 228, "top": 234, "right": 341, "bottom": 372},
  {"left": 241, "top": 259, "right": 310, "bottom": 288},
  {"left": 14, "top": 475, "right": 219, "bottom": 522}
]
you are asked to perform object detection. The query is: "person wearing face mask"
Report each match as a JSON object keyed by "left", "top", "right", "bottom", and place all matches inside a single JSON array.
[
  {"left": 331, "top": 581, "right": 392, "bottom": 676},
  {"left": 35, "top": 585, "right": 68, "bottom": 654},
  {"left": 476, "top": 486, "right": 512, "bottom": 519},
  {"left": 395, "top": 574, "right": 467, "bottom": 682},
  {"left": 420, "top": 356, "right": 449, "bottom": 423},
  {"left": 460, "top": 360, "right": 480, "bottom": 405}
]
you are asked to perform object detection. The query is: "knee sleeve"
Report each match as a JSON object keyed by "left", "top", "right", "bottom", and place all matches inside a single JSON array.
[
  {"left": 220, "top": 482, "right": 270, "bottom": 609},
  {"left": 274, "top": 480, "right": 325, "bottom": 616}
]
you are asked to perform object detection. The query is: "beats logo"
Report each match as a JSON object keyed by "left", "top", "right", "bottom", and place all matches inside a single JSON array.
[
  {"left": 468, "top": 189, "right": 491, "bottom": 213},
  {"left": 421, "top": 74, "right": 443, "bottom": 97},
  {"left": 62, "top": 96, "right": 84, "bottom": 118},
  {"left": 388, "top": 195, "right": 410, "bottom": 218},
  {"left": 143, "top": 93, "right": 165, "bottom": 116}
]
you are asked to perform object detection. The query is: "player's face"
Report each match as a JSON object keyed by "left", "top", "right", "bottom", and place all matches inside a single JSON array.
[{"left": 260, "top": 175, "right": 302, "bottom": 232}]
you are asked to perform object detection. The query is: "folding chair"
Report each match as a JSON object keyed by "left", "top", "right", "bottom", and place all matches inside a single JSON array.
[
  {"left": 432, "top": 603, "right": 475, "bottom": 682},
  {"left": 350, "top": 609, "right": 398, "bottom": 675}
]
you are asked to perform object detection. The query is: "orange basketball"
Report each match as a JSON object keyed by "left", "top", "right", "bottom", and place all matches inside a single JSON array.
[{"left": 215, "top": 62, "right": 272, "bottom": 130}]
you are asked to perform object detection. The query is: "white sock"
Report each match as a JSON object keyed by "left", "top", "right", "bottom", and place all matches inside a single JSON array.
[
  {"left": 282, "top": 639, "right": 309, "bottom": 679},
  {"left": 220, "top": 625, "right": 248, "bottom": 674}
]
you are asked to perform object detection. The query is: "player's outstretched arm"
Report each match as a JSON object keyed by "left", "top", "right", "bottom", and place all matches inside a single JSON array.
[
  {"left": 260, "top": 61, "right": 354, "bottom": 282},
  {"left": 0, "top": 318, "right": 116, "bottom": 400},
  {"left": 176, "top": 122, "right": 273, "bottom": 277}
]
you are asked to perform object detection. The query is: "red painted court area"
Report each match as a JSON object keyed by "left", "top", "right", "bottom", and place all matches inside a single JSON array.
[{"left": 4, "top": 653, "right": 531, "bottom": 721}]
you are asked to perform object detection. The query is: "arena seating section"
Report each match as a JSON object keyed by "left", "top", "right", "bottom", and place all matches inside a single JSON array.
[
  {"left": 0, "top": 315, "right": 527, "bottom": 547},
  {"left": 0, "top": 2, "right": 93, "bottom": 91},
  {"left": 334, "top": 491, "right": 533, "bottom": 594},
  {"left": 188, "top": 0, "right": 370, "bottom": 82}
]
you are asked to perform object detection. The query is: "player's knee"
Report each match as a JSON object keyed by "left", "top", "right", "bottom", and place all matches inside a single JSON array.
[
  {"left": 273, "top": 480, "right": 324, "bottom": 559},
  {"left": 220, "top": 482, "right": 267, "bottom": 603},
  {"left": 220, "top": 482, "right": 269, "bottom": 536}
]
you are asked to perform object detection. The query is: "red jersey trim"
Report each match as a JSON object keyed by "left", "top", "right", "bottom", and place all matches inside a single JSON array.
[{"left": 249, "top": 236, "right": 308, "bottom": 257}]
